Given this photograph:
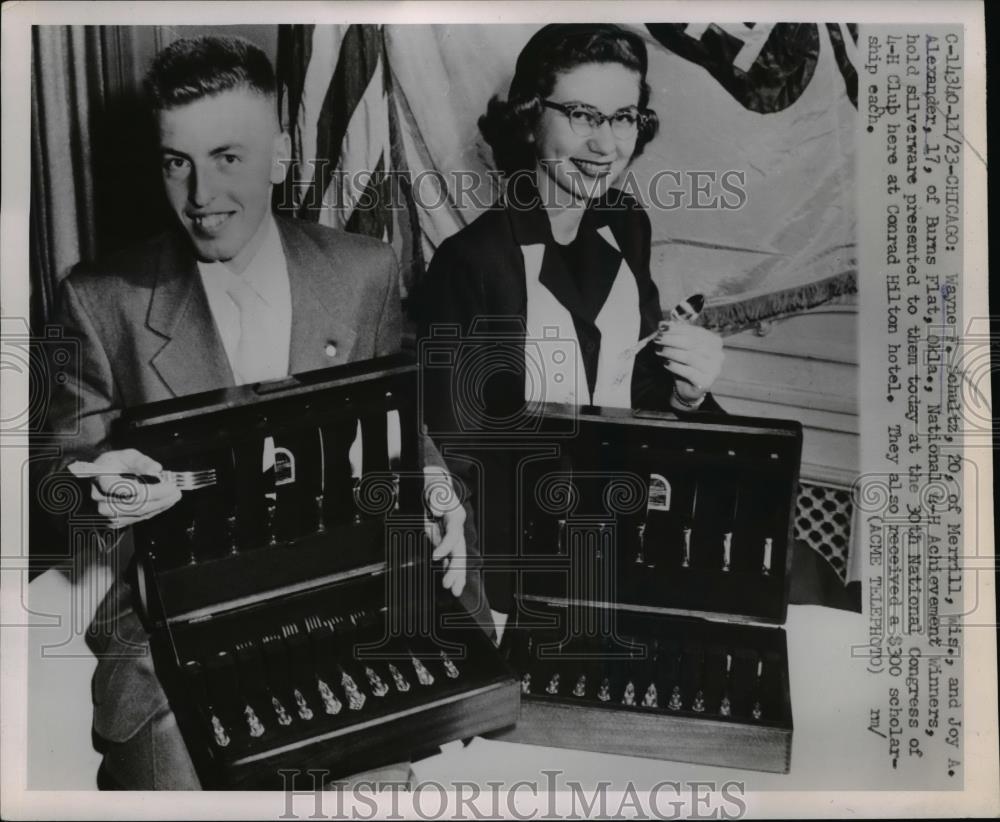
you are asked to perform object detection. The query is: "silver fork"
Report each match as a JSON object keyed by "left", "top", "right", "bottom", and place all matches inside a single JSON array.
[
  {"left": 68, "top": 461, "right": 217, "bottom": 491},
  {"left": 160, "top": 469, "right": 217, "bottom": 490}
]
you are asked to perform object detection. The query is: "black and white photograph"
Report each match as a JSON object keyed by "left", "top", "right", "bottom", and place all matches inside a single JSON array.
[{"left": 1, "top": 1, "right": 994, "bottom": 818}]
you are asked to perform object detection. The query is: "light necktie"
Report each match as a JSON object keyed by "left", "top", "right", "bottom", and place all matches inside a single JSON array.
[{"left": 220, "top": 270, "right": 280, "bottom": 385}]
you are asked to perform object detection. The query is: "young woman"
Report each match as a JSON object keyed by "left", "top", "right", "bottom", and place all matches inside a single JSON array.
[{"left": 417, "top": 24, "right": 725, "bottom": 621}]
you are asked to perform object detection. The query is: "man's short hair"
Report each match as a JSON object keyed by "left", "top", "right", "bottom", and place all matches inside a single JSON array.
[{"left": 144, "top": 35, "right": 276, "bottom": 110}]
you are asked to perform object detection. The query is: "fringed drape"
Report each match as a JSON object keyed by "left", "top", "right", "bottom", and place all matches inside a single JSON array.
[
  {"left": 30, "top": 26, "right": 106, "bottom": 329},
  {"left": 701, "top": 270, "right": 858, "bottom": 334}
]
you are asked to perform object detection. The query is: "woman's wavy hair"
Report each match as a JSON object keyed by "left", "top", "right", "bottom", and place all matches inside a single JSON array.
[{"left": 479, "top": 24, "right": 660, "bottom": 175}]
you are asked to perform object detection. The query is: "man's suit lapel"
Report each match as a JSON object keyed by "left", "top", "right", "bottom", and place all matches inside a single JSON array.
[
  {"left": 277, "top": 218, "right": 359, "bottom": 373},
  {"left": 147, "top": 233, "right": 234, "bottom": 395},
  {"left": 146, "top": 219, "right": 361, "bottom": 396}
]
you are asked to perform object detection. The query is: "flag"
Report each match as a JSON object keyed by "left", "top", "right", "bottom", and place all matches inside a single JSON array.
[
  {"left": 280, "top": 24, "right": 393, "bottom": 242},
  {"left": 645, "top": 23, "right": 859, "bottom": 112}
]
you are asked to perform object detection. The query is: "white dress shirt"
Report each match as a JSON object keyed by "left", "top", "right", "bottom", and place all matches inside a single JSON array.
[{"left": 198, "top": 214, "right": 292, "bottom": 384}]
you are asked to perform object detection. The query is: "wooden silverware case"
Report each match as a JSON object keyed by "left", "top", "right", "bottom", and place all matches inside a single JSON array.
[
  {"left": 497, "top": 404, "right": 802, "bottom": 774},
  {"left": 116, "top": 355, "right": 518, "bottom": 788}
]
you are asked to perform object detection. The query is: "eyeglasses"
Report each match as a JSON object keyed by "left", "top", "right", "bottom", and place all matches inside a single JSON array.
[{"left": 542, "top": 100, "right": 646, "bottom": 139}]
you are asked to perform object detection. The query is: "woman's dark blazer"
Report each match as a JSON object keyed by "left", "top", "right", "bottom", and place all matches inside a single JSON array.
[{"left": 414, "top": 189, "right": 721, "bottom": 610}]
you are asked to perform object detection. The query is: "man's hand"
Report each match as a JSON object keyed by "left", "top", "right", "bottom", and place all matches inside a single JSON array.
[
  {"left": 423, "top": 465, "right": 466, "bottom": 596},
  {"left": 653, "top": 322, "right": 725, "bottom": 403},
  {"left": 69, "top": 449, "right": 182, "bottom": 529}
]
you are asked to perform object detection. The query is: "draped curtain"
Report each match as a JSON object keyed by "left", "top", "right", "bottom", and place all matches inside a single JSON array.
[{"left": 30, "top": 26, "right": 105, "bottom": 330}]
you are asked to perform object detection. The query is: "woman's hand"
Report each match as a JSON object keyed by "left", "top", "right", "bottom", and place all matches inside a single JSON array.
[
  {"left": 653, "top": 323, "right": 724, "bottom": 404},
  {"left": 423, "top": 465, "right": 467, "bottom": 596}
]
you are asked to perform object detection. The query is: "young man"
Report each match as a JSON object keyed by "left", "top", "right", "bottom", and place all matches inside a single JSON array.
[{"left": 44, "top": 36, "right": 484, "bottom": 788}]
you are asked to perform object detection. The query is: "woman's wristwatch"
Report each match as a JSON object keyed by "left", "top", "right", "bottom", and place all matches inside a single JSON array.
[{"left": 670, "top": 384, "right": 706, "bottom": 411}]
